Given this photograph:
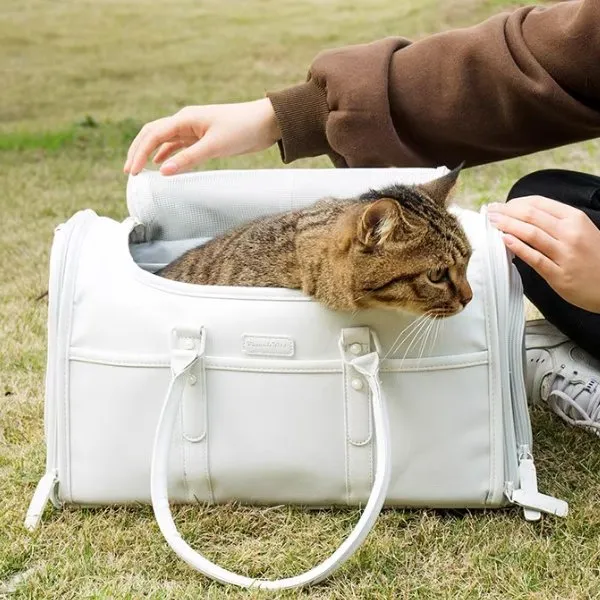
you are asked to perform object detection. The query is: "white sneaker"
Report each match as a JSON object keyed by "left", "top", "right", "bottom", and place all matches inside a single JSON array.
[{"left": 525, "top": 319, "right": 600, "bottom": 436}]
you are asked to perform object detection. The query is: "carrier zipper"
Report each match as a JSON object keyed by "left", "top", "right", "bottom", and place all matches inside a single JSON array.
[
  {"left": 25, "top": 210, "right": 96, "bottom": 530},
  {"left": 505, "top": 263, "right": 541, "bottom": 521},
  {"left": 506, "top": 261, "right": 532, "bottom": 449},
  {"left": 482, "top": 206, "right": 567, "bottom": 520},
  {"left": 482, "top": 207, "right": 519, "bottom": 493}
]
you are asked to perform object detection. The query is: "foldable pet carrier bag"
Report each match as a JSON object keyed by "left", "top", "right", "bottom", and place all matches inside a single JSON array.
[{"left": 25, "top": 167, "right": 567, "bottom": 590}]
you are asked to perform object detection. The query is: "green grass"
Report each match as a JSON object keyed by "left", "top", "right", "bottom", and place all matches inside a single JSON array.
[
  {"left": 1, "top": 0, "right": 600, "bottom": 598},
  {"left": 0, "top": 118, "right": 143, "bottom": 153}
]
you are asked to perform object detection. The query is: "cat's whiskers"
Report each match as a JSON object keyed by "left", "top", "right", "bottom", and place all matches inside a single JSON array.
[
  {"left": 430, "top": 316, "right": 443, "bottom": 357},
  {"left": 348, "top": 308, "right": 361, "bottom": 324},
  {"left": 416, "top": 316, "right": 437, "bottom": 366},
  {"left": 383, "top": 313, "right": 430, "bottom": 360},
  {"left": 352, "top": 290, "right": 373, "bottom": 306},
  {"left": 349, "top": 290, "right": 377, "bottom": 321},
  {"left": 397, "top": 312, "right": 434, "bottom": 368},
  {"left": 393, "top": 312, "right": 434, "bottom": 359}
]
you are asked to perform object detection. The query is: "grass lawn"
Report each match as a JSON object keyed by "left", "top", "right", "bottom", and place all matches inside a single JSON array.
[{"left": 1, "top": 0, "right": 599, "bottom": 597}]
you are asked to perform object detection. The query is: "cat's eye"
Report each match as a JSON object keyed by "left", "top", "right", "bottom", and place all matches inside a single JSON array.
[{"left": 428, "top": 268, "right": 450, "bottom": 284}]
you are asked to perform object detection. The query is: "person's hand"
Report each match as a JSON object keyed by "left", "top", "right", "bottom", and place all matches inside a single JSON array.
[
  {"left": 487, "top": 196, "right": 600, "bottom": 313},
  {"left": 123, "top": 98, "right": 281, "bottom": 176}
]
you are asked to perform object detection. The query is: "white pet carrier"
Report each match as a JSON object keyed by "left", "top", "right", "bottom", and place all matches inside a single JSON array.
[{"left": 25, "top": 168, "right": 567, "bottom": 590}]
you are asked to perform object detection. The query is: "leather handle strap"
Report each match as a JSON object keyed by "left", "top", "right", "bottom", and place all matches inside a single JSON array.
[{"left": 150, "top": 348, "right": 391, "bottom": 590}]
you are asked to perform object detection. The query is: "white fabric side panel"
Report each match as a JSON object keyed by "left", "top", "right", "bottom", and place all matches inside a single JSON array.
[{"left": 126, "top": 168, "right": 450, "bottom": 241}]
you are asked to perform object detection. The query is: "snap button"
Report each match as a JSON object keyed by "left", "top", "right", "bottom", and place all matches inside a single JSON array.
[
  {"left": 349, "top": 343, "right": 362, "bottom": 356},
  {"left": 188, "top": 375, "right": 197, "bottom": 386},
  {"left": 351, "top": 378, "right": 364, "bottom": 391}
]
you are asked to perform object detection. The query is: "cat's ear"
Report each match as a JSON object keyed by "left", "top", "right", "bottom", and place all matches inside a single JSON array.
[
  {"left": 417, "top": 162, "right": 464, "bottom": 206},
  {"left": 357, "top": 198, "right": 400, "bottom": 247}
]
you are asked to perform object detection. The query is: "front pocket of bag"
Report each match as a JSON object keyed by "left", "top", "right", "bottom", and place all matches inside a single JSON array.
[
  {"left": 381, "top": 352, "right": 498, "bottom": 508},
  {"left": 67, "top": 361, "right": 185, "bottom": 504},
  {"left": 199, "top": 362, "right": 348, "bottom": 504},
  {"left": 66, "top": 352, "right": 350, "bottom": 506},
  {"left": 67, "top": 348, "right": 496, "bottom": 508}
]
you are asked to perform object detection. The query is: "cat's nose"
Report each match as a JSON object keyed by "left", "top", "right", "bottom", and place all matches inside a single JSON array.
[{"left": 459, "top": 283, "right": 473, "bottom": 307}]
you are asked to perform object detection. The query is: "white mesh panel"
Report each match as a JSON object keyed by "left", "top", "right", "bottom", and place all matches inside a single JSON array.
[{"left": 126, "top": 167, "right": 449, "bottom": 242}]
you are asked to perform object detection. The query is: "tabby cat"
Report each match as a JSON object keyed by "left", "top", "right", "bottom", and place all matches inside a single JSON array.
[{"left": 159, "top": 167, "right": 473, "bottom": 316}]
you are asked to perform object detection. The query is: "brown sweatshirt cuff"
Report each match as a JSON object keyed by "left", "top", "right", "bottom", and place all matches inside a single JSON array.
[{"left": 267, "top": 81, "right": 333, "bottom": 164}]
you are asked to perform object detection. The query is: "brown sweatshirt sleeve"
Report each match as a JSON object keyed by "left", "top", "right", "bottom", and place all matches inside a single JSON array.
[{"left": 267, "top": 0, "right": 600, "bottom": 168}]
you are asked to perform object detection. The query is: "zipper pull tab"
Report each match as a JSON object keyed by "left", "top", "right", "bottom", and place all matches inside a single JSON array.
[
  {"left": 24, "top": 470, "right": 58, "bottom": 531},
  {"left": 506, "top": 446, "right": 568, "bottom": 520},
  {"left": 516, "top": 452, "right": 541, "bottom": 522}
]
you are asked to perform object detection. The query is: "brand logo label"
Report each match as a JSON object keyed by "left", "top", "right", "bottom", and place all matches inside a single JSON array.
[{"left": 241, "top": 335, "right": 295, "bottom": 357}]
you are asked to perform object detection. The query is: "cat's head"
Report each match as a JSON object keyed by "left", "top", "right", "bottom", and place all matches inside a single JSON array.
[{"left": 336, "top": 166, "right": 473, "bottom": 317}]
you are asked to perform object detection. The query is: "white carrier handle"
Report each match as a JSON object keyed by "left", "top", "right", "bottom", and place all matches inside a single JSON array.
[{"left": 150, "top": 333, "right": 392, "bottom": 590}]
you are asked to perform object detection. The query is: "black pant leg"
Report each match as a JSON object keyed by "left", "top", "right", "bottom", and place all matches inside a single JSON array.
[{"left": 506, "top": 169, "right": 600, "bottom": 359}]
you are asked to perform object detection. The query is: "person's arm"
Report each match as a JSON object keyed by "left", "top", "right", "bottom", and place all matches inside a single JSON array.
[
  {"left": 124, "top": 0, "right": 600, "bottom": 175},
  {"left": 268, "top": 0, "right": 600, "bottom": 168}
]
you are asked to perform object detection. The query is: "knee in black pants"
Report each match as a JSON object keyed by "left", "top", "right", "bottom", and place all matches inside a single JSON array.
[{"left": 507, "top": 169, "right": 600, "bottom": 210}]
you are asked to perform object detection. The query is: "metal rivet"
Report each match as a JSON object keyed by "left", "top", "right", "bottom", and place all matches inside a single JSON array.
[
  {"left": 189, "top": 375, "right": 197, "bottom": 386},
  {"left": 349, "top": 343, "right": 362, "bottom": 356},
  {"left": 183, "top": 338, "right": 195, "bottom": 350},
  {"left": 351, "top": 378, "right": 364, "bottom": 391}
]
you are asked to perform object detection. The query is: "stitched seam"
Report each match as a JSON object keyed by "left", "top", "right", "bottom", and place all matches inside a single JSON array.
[
  {"left": 483, "top": 228, "right": 497, "bottom": 505},
  {"left": 347, "top": 368, "right": 371, "bottom": 446},
  {"left": 62, "top": 234, "right": 77, "bottom": 503},
  {"left": 69, "top": 357, "right": 340, "bottom": 372},
  {"left": 346, "top": 366, "right": 355, "bottom": 446},
  {"left": 62, "top": 216, "right": 93, "bottom": 503},
  {"left": 67, "top": 356, "right": 488, "bottom": 372},
  {"left": 182, "top": 359, "right": 207, "bottom": 443},
  {"left": 184, "top": 358, "right": 213, "bottom": 504},
  {"left": 368, "top": 379, "right": 373, "bottom": 453},
  {"left": 69, "top": 347, "right": 488, "bottom": 369},
  {"left": 368, "top": 361, "right": 373, "bottom": 494},
  {"left": 343, "top": 330, "right": 374, "bottom": 501},
  {"left": 181, "top": 388, "right": 191, "bottom": 502},
  {"left": 368, "top": 367, "right": 374, "bottom": 495},
  {"left": 343, "top": 357, "right": 350, "bottom": 505},
  {"left": 205, "top": 444, "right": 216, "bottom": 504},
  {"left": 381, "top": 360, "right": 488, "bottom": 372},
  {"left": 206, "top": 366, "right": 341, "bottom": 373},
  {"left": 202, "top": 362, "right": 215, "bottom": 504},
  {"left": 70, "top": 356, "right": 171, "bottom": 367},
  {"left": 69, "top": 354, "right": 343, "bottom": 373},
  {"left": 64, "top": 314, "right": 71, "bottom": 503},
  {"left": 369, "top": 394, "right": 374, "bottom": 494},
  {"left": 347, "top": 375, "right": 373, "bottom": 446}
]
